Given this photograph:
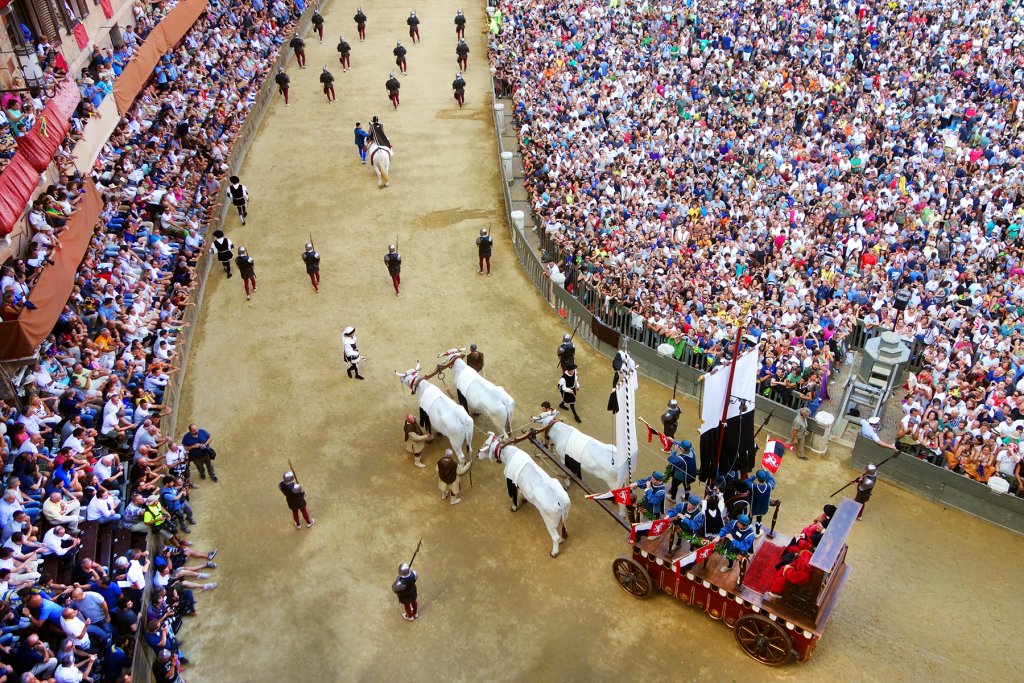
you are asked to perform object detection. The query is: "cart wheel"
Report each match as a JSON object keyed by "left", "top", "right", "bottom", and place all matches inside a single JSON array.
[
  {"left": 733, "top": 614, "right": 793, "bottom": 666},
  {"left": 611, "top": 557, "right": 652, "bottom": 599}
]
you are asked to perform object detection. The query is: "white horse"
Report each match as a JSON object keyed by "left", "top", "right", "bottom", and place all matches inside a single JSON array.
[
  {"left": 479, "top": 432, "right": 570, "bottom": 558},
  {"left": 438, "top": 348, "right": 515, "bottom": 436},
  {"left": 396, "top": 362, "right": 474, "bottom": 462},
  {"left": 367, "top": 141, "right": 392, "bottom": 188},
  {"left": 531, "top": 409, "right": 633, "bottom": 494}
]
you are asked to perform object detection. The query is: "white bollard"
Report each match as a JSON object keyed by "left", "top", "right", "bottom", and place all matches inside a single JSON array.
[
  {"left": 500, "top": 151, "right": 514, "bottom": 183},
  {"left": 493, "top": 102, "right": 505, "bottom": 133},
  {"left": 510, "top": 210, "right": 525, "bottom": 232}
]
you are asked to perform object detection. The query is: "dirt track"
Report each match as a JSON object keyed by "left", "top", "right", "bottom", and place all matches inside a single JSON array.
[{"left": 174, "top": 2, "right": 1022, "bottom": 681}]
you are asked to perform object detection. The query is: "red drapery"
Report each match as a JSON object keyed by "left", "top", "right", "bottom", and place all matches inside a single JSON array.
[{"left": 15, "top": 80, "right": 81, "bottom": 173}]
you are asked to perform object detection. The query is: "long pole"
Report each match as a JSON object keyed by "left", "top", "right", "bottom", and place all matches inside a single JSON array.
[
  {"left": 712, "top": 326, "right": 745, "bottom": 479},
  {"left": 829, "top": 451, "right": 900, "bottom": 498}
]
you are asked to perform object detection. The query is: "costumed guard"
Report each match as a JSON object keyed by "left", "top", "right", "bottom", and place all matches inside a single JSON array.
[
  {"left": 235, "top": 246, "right": 256, "bottom": 301},
  {"left": 744, "top": 469, "right": 776, "bottom": 536},
  {"left": 718, "top": 514, "right": 755, "bottom": 572},
  {"left": 703, "top": 484, "right": 728, "bottom": 537},
  {"left": 407, "top": 11, "right": 420, "bottom": 43},
  {"left": 454, "top": 9, "right": 466, "bottom": 38},
  {"left": 667, "top": 439, "right": 697, "bottom": 502},
  {"left": 279, "top": 471, "right": 314, "bottom": 529},
  {"left": 275, "top": 67, "right": 290, "bottom": 105},
  {"left": 211, "top": 230, "right": 234, "bottom": 277},
  {"left": 661, "top": 399, "right": 682, "bottom": 445},
  {"left": 475, "top": 226, "right": 491, "bottom": 273},
  {"left": 392, "top": 564, "right": 418, "bottom": 620},
  {"left": 338, "top": 36, "right": 352, "bottom": 71},
  {"left": 854, "top": 464, "right": 876, "bottom": 520},
  {"left": 312, "top": 8, "right": 325, "bottom": 42},
  {"left": 319, "top": 65, "right": 336, "bottom": 103},
  {"left": 384, "top": 244, "right": 401, "bottom": 296},
  {"left": 666, "top": 495, "right": 704, "bottom": 552},
  {"left": 354, "top": 7, "right": 367, "bottom": 41},
  {"left": 556, "top": 333, "right": 575, "bottom": 370},
  {"left": 302, "top": 243, "right": 320, "bottom": 292},
  {"left": 456, "top": 38, "right": 470, "bottom": 71},
  {"left": 227, "top": 176, "right": 248, "bottom": 224},
  {"left": 394, "top": 41, "right": 408, "bottom": 75},
  {"left": 342, "top": 326, "right": 364, "bottom": 380},
  {"left": 369, "top": 115, "right": 392, "bottom": 147},
  {"left": 386, "top": 72, "right": 401, "bottom": 109},
  {"left": 633, "top": 470, "right": 666, "bottom": 518},
  {"left": 558, "top": 364, "right": 581, "bottom": 423}
]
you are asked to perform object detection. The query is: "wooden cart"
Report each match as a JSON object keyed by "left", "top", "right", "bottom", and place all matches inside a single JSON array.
[{"left": 613, "top": 498, "right": 857, "bottom": 665}]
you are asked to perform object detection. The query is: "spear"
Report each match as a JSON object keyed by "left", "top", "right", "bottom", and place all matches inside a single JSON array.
[
  {"left": 288, "top": 458, "right": 299, "bottom": 485},
  {"left": 672, "top": 368, "right": 679, "bottom": 401},
  {"left": 309, "top": 232, "right": 315, "bottom": 252},
  {"left": 830, "top": 451, "right": 900, "bottom": 498},
  {"left": 407, "top": 538, "right": 423, "bottom": 569}
]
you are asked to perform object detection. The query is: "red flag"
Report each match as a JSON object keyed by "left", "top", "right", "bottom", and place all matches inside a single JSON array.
[
  {"left": 659, "top": 432, "right": 673, "bottom": 452},
  {"left": 695, "top": 542, "right": 716, "bottom": 563},
  {"left": 587, "top": 486, "right": 632, "bottom": 506},
  {"left": 72, "top": 23, "right": 89, "bottom": 50},
  {"left": 646, "top": 424, "right": 655, "bottom": 443},
  {"left": 99, "top": 0, "right": 113, "bottom": 18},
  {"left": 649, "top": 518, "right": 671, "bottom": 538},
  {"left": 762, "top": 439, "right": 789, "bottom": 473}
]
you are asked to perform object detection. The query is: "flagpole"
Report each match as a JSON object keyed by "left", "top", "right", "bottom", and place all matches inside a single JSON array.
[{"left": 712, "top": 325, "right": 745, "bottom": 480}]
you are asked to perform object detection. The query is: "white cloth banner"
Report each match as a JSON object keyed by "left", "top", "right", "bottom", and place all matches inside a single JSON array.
[
  {"left": 614, "top": 351, "right": 639, "bottom": 479},
  {"left": 699, "top": 347, "right": 759, "bottom": 434}
]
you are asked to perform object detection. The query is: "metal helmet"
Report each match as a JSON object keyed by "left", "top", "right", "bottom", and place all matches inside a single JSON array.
[
  {"left": 479, "top": 227, "right": 487, "bottom": 236},
  {"left": 458, "top": 72, "right": 463, "bottom": 79},
  {"left": 323, "top": 65, "right": 329, "bottom": 72},
  {"left": 562, "top": 333, "right": 571, "bottom": 343},
  {"left": 305, "top": 243, "right": 313, "bottom": 251},
  {"left": 388, "top": 72, "right": 395, "bottom": 79},
  {"left": 866, "top": 464, "right": 877, "bottom": 475},
  {"left": 398, "top": 563, "right": 411, "bottom": 577},
  {"left": 410, "top": 10, "right": 416, "bottom": 16},
  {"left": 397, "top": 41, "right": 402, "bottom": 47},
  {"left": 388, "top": 244, "right": 396, "bottom": 253},
  {"left": 283, "top": 471, "right": 295, "bottom": 482},
  {"left": 238, "top": 246, "right": 247, "bottom": 256},
  {"left": 278, "top": 66, "right": 284, "bottom": 73},
  {"left": 668, "top": 399, "right": 678, "bottom": 409},
  {"left": 470, "top": 343, "right": 477, "bottom": 351},
  {"left": 458, "top": 9, "right": 463, "bottom": 15}
]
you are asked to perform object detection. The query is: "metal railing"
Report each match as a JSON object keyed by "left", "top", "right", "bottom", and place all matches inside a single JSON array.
[{"left": 128, "top": 4, "right": 328, "bottom": 681}]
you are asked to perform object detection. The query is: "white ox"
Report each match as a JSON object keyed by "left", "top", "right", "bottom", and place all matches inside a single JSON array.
[
  {"left": 438, "top": 348, "right": 515, "bottom": 436},
  {"left": 479, "top": 432, "right": 570, "bottom": 557},
  {"left": 396, "top": 363, "right": 474, "bottom": 463},
  {"left": 531, "top": 409, "right": 633, "bottom": 493}
]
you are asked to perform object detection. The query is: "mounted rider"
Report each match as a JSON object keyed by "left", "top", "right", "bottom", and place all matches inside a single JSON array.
[{"left": 369, "top": 115, "right": 392, "bottom": 149}]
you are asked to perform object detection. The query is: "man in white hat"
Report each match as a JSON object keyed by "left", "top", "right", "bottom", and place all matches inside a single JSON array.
[
  {"left": 859, "top": 416, "right": 897, "bottom": 450},
  {"left": 342, "top": 327, "right": 364, "bottom": 380},
  {"left": 279, "top": 471, "right": 314, "bottom": 529}
]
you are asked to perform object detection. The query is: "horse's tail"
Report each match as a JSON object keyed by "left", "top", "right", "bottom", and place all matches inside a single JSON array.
[
  {"left": 463, "top": 414, "right": 474, "bottom": 455},
  {"left": 380, "top": 150, "right": 391, "bottom": 184}
]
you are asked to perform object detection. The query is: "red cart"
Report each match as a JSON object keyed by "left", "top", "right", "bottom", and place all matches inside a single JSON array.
[{"left": 611, "top": 498, "right": 857, "bottom": 665}]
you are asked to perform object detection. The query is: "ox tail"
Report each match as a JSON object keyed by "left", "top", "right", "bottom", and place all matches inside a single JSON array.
[{"left": 504, "top": 397, "right": 515, "bottom": 435}]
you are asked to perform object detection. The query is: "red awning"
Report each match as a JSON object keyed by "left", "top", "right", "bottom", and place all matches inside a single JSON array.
[
  {"left": 16, "top": 80, "right": 80, "bottom": 172},
  {"left": 0, "top": 154, "right": 38, "bottom": 237}
]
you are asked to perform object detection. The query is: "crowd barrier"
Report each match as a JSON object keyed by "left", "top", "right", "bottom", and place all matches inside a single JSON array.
[{"left": 127, "top": 3, "right": 328, "bottom": 680}]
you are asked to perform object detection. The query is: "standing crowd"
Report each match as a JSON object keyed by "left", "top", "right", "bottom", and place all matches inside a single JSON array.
[{"left": 489, "top": 0, "right": 1024, "bottom": 492}]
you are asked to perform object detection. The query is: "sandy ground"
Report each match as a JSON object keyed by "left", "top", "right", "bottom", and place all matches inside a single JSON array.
[{"left": 173, "top": 2, "right": 1023, "bottom": 681}]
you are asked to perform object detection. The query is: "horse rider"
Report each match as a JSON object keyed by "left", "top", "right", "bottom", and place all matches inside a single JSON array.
[
  {"left": 385, "top": 244, "right": 401, "bottom": 296},
  {"left": 854, "top": 464, "right": 876, "bottom": 520},
  {"left": 718, "top": 514, "right": 755, "bottom": 573},
  {"left": 354, "top": 122, "right": 370, "bottom": 163},
  {"left": 475, "top": 226, "right": 491, "bottom": 273},
  {"left": 661, "top": 399, "right": 682, "bottom": 444},
  {"left": 454, "top": 9, "right": 466, "bottom": 39},
  {"left": 453, "top": 72, "right": 467, "bottom": 109},
  {"left": 456, "top": 38, "right": 470, "bottom": 71},
  {"left": 407, "top": 10, "right": 421, "bottom": 43},
  {"left": 557, "top": 333, "right": 575, "bottom": 370},
  {"left": 319, "top": 65, "right": 336, "bottom": 103},
  {"left": 227, "top": 175, "right": 248, "bottom": 225},
  {"left": 311, "top": 8, "right": 325, "bottom": 42},
  {"left": 466, "top": 343, "right": 484, "bottom": 374},
  {"left": 275, "top": 66, "right": 290, "bottom": 106},
  {"left": 369, "top": 115, "right": 392, "bottom": 148},
  {"left": 394, "top": 41, "right": 408, "bottom": 76},
  {"left": 337, "top": 35, "right": 351, "bottom": 71},
  {"left": 343, "top": 327, "right": 364, "bottom": 380},
  {"left": 666, "top": 495, "right": 705, "bottom": 552},
  {"left": 558, "top": 364, "right": 581, "bottom": 423},
  {"left": 667, "top": 439, "right": 697, "bottom": 502},
  {"left": 354, "top": 7, "right": 367, "bottom": 41},
  {"left": 235, "top": 246, "right": 257, "bottom": 301},
  {"left": 210, "top": 230, "right": 234, "bottom": 278},
  {"left": 302, "top": 243, "right": 320, "bottom": 292},
  {"left": 289, "top": 32, "right": 306, "bottom": 69},
  {"left": 386, "top": 72, "right": 401, "bottom": 109}
]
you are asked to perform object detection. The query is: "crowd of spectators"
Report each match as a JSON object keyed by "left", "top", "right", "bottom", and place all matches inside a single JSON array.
[
  {"left": 0, "top": 0, "right": 309, "bottom": 678},
  {"left": 489, "top": 0, "right": 1024, "bottom": 492}
]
